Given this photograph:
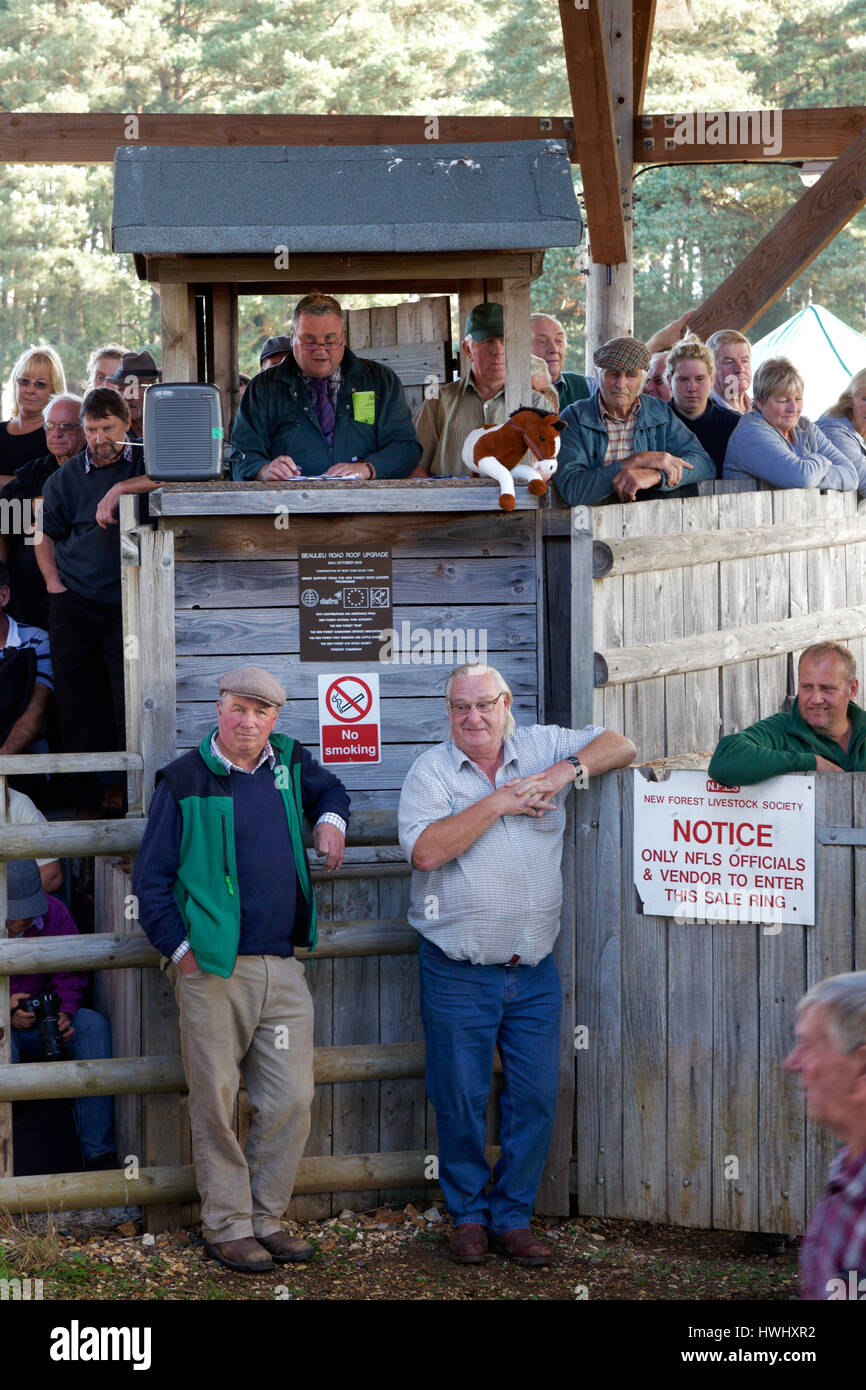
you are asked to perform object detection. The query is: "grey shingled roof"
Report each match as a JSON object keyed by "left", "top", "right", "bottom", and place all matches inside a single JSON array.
[{"left": 111, "top": 141, "right": 582, "bottom": 254}]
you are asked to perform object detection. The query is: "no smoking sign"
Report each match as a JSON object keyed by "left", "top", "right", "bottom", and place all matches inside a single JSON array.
[{"left": 318, "top": 673, "right": 381, "bottom": 764}]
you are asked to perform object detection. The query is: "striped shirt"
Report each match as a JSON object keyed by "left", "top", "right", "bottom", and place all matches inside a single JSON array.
[
  {"left": 0, "top": 614, "right": 53, "bottom": 692},
  {"left": 415, "top": 374, "right": 552, "bottom": 477},
  {"left": 398, "top": 722, "right": 604, "bottom": 966},
  {"left": 599, "top": 395, "right": 642, "bottom": 465},
  {"left": 799, "top": 1144, "right": 866, "bottom": 1299}
]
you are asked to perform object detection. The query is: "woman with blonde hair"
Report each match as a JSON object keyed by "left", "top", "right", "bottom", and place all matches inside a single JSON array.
[
  {"left": 817, "top": 369, "right": 866, "bottom": 491},
  {"left": 0, "top": 346, "right": 66, "bottom": 482},
  {"left": 723, "top": 357, "right": 859, "bottom": 491}
]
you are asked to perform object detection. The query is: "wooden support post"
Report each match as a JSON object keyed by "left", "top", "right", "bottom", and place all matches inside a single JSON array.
[
  {"left": 159, "top": 282, "right": 195, "bottom": 381},
  {"left": 502, "top": 277, "right": 532, "bottom": 417},
  {"left": 583, "top": 0, "right": 634, "bottom": 365},
  {"left": 558, "top": 0, "right": 627, "bottom": 267},
  {"left": 211, "top": 283, "right": 239, "bottom": 429},
  {"left": 136, "top": 525, "right": 181, "bottom": 1231},
  {"left": 0, "top": 776, "right": 10, "bottom": 1179},
  {"left": 633, "top": 0, "right": 658, "bottom": 114},
  {"left": 457, "top": 279, "right": 483, "bottom": 377}
]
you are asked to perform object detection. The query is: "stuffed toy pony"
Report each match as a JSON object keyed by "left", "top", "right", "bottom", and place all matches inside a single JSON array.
[{"left": 461, "top": 406, "right": 567, "bottom": 511}]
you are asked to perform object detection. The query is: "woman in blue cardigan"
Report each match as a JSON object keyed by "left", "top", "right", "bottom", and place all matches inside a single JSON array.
[{"left": 723, "top": 357, "right": 860, "bottom": 492}]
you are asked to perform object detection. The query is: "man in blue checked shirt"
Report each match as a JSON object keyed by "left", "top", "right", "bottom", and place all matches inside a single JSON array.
[{"left": 399, "top": 662, "right": 634, "bottom": 1267}]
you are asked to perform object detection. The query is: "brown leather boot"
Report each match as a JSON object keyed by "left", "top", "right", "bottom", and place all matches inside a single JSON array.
[
  {"left": 257, "top": 1231, "right": 315, "bottom": 1263},
  {"left": 204, "top": 1237, "right": 274, "bottom": 1273},
  {"left": 449, "top": 1223, "right": 489, "bottom": 1264},
  {"left": 489, "top": 1228, "right": 552, "bottom": 1266}
]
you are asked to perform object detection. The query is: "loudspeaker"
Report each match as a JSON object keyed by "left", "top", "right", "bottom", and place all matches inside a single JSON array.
[{"left": 143, "top": 382, "right": 224, "bottom": 481}]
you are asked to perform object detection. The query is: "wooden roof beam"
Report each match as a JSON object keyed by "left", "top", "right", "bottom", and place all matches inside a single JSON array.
[
  {"left": 558, "top": 0, "right": 627, "bottom": 265},
  {"left": 687, "top": 128, "right": 866, "bottom": 336},
  {"left": 637, "top": 107, "right": 866, "bottom": 163},
  {"left": 633, "top": 0, "right": 658, "bottom": 115},
  {"left": 0, "top": 111, "right": 863, "bottom": 166}
]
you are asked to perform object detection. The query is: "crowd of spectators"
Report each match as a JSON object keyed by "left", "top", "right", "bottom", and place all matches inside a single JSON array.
[{"left": 0, "top": 298, "right": 861, "bottom": 824}]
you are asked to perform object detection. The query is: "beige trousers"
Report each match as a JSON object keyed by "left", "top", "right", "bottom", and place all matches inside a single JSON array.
[{"left": 169, "top": 954, "right": 315, "bottom": 1243}]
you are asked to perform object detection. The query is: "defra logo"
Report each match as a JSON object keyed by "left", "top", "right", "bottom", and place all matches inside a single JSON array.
[{"left": 707, "top": 779, "right": 739, "bottom": 793}]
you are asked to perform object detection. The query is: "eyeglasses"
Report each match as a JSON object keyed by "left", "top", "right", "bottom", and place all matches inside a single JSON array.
[
  {"left": 295, "top": 335, "right": 344, "bottom": 349},
  {"left": 447, "top": 692, "right": 505, "bottom": 715},
  {"left": 45, "top": 422, "right": 81, "bottom": 435},
  {"left": 17, "top": 377, "right": 50, "bottom": 390}
]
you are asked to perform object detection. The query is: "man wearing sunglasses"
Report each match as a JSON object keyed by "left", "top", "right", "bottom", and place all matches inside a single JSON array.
[
  {"left": 399, "top": 663, "right": 635, "bottom": 1267},
  {"left": 230, "top": 291, "right": 421, "bottom": 481}
]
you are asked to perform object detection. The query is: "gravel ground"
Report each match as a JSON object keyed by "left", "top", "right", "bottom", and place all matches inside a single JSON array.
[{"left": 0, "top": 1202, "right": 800, "bottom": 1301}]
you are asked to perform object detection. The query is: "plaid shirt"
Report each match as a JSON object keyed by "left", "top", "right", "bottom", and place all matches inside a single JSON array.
[
  {"left": 599, "top": 394, "right": 642, "bottom": 465},
  {"left": 799, "top": 1144, "right": 866, "bottom": 1299},
  {"left": 208, "top": 732, "right": 346, "bottom": 834}
]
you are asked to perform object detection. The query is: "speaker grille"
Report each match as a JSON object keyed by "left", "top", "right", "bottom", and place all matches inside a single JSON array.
[{"left": 144, "top": 386, "right": 223, "bottom": 480}]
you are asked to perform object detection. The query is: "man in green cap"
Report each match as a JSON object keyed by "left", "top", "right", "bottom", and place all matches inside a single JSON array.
[{"left": 414, "top": 302, "right": 551, "bottom": 477}]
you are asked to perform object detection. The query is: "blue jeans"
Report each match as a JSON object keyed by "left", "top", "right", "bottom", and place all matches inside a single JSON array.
[
  {"left": 417, "top": 937, "right": 561, "bottom": 1232},
  {"left": 11, "top": 1007, "right": 115, "bottom": 1162}
]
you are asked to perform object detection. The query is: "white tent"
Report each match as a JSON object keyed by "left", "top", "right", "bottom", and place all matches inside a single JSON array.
[{"left": 750, "top": 304, "right": 866, "bottom": 421}]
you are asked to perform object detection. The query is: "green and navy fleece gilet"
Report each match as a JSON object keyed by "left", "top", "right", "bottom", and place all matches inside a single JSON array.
[{"left": 133, "top": 730, "right": 350, "bottom": 978}]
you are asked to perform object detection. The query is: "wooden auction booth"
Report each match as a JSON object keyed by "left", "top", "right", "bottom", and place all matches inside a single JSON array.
[{"left": 94, "top": 139, "right": 583, "bottom": 1225}]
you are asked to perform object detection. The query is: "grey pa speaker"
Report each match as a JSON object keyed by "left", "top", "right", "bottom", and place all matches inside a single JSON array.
[{"left": 143, "top": 382, "right": 225, "bottom": 480}]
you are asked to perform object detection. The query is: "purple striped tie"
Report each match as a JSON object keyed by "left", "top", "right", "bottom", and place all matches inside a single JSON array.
[{"left": 312, "top": 378, "right": 336, "bottom": 448}]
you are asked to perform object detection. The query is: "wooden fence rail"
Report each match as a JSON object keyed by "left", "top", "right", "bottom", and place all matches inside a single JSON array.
[
  {"left": 595, "top": 603, "right": 866, "bottom": 687},
  {"left": 0, "top": 1148, "right": 502, "bottom": 1216},
  {"left": 592, "top": 513, "right": 866, "bottom": 578}
]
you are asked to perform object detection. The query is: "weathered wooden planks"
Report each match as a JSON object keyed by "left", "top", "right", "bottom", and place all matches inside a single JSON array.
[{"left": 171, "top": 511, "right": 536, "bottom": 562}]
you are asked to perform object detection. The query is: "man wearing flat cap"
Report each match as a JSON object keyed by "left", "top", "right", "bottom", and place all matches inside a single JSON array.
[
  {"left": 414, "top": 302, "right": 551, "bottom": 477},
  {"left": 133, "top": 665, "right": 350, "bottom": 1274},
  {"left": 107, "top": 350, "right": 162, "bottom": 439},
  {"left": 554, "top": 335, "right": 715, "bottom": 506}
]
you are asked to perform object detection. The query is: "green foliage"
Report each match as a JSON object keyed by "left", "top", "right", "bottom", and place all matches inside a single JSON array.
[{"left": 0, "top": 0, "right": 860, "bottom": 389}]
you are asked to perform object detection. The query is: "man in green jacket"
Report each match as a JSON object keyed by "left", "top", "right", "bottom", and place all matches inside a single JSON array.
[
  {"left": 133, "top": 665, "right": 350, "bottom": 1274},
  {"left": 230, "top": 291, "right": 421, "bottom": 482},
  {"left": 709, "top": 642, "right": 866, "bottom": 786}
]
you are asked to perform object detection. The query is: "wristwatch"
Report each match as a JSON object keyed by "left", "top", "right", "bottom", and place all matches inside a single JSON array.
[{"left": 565, "top": 754, "right": 585, "bottom": 782}]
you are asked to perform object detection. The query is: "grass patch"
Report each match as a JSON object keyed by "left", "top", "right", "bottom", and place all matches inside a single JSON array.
[{"left": 0, "top": 1206, "right": 62, "bottom": 1274}]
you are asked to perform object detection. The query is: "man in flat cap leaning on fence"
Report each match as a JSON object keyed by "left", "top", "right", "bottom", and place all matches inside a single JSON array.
[
  {"left": 554, "top": 336, "right": 716, "bottom": 507},
  {"left": 133, "top": 665, "right": 350, "bottom": 1274}
]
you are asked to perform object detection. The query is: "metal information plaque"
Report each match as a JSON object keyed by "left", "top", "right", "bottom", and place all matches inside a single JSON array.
[{"left": 298, "top": 547, "right": 393, "bottom": 662}]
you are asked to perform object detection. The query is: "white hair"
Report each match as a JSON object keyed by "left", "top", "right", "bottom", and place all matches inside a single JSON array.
[
  {"left": 797, "top": 972, "right": 866, "bottom": 1053},
  {"left": 445, "top": 663, "right": 515, "bottom": 737},
  {"left": 42, "top": 392, "right": 83, "bottom": 424}
]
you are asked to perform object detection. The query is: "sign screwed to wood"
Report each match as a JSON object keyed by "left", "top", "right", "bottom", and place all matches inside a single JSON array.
[
  {"left": 632, "top": 770, "right": 815, "bottom": 929},
  {"left": 318, "top": 673, "right": 381, "bottom": 765}
]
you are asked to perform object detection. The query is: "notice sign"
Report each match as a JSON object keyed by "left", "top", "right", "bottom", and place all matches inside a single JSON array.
[
  {"left": 299, "top": 548, "right": 392, "bottom": 662},
  {"left": 318, "top": 672, "right": 381, "bottom": 765},
  {"left": 633, "top": 770, "right": 815, "bottom": 928}
]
